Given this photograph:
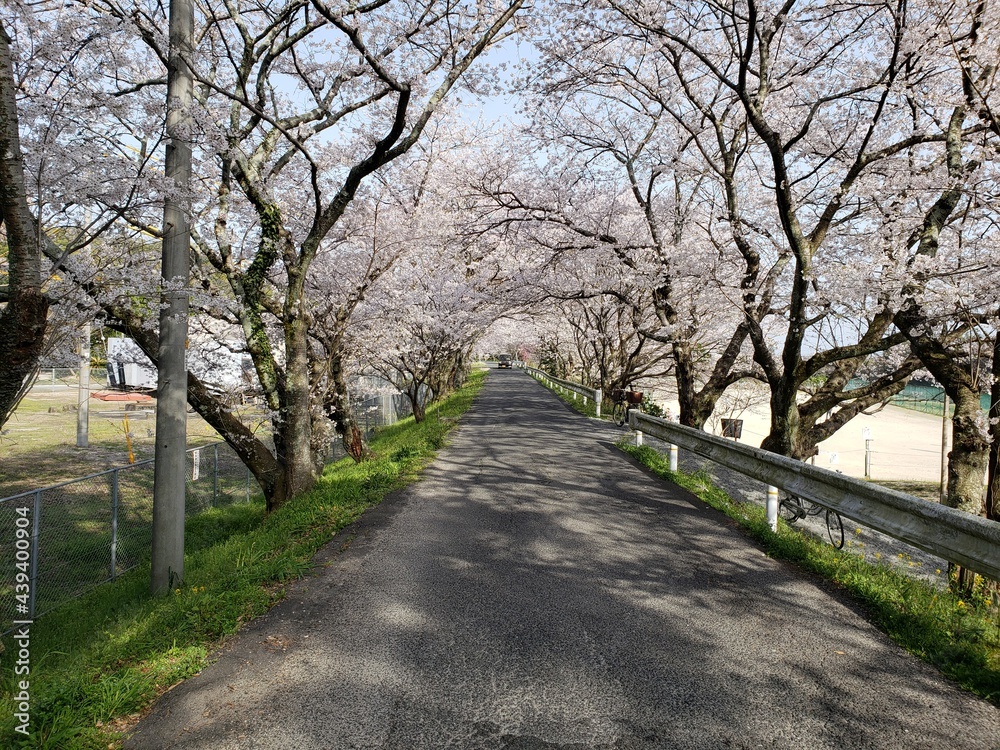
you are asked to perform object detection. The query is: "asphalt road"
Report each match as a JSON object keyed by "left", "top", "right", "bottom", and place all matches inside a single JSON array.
[{"left": 126, "top": 369, "right": 1000, "bottom": 749}]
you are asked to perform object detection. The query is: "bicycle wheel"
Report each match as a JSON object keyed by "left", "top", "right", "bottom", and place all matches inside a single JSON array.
[
  {"left": 779, "top": 495, "right": 803, "bottom": 523},
  {"left": 826, "top": 510, "right": 845, "bottom": 549},
  {"left": 612, "top": 401, "right": 628, "bottom": 426},
  {"left": 803, "top": 500, "right": 825, "bottom": 518}
]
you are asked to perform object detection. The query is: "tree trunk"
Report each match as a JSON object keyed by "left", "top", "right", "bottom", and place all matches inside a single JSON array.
[
  {"left": 986, "top": 330, "right": 1000, "bottom": 524},
  {"left": 948, "top": 386, "right": 990, "bottom": 594},
  {"left": 896, "top": 305, "right": 990, "bottom": 595},
  {"left": 674, "top": 324, "right": 752, "bottom": 430},
  {"left": 325, "top": 351, "right": 372, "bottom": 462},
  {"left": 761, "top": 376, "right": 803, "bottom": 457},
  {"left": 947, "top": 390, "right": 989, "bottom": 517},
  {"left": 673, "top": 340, "right": 698, "bottom": 427},
  {"left": 0, "top": 289, "right": 47, "bottom": 427},
  {"left": 407, "top": 384, "right": 426, "bottom": 423}
]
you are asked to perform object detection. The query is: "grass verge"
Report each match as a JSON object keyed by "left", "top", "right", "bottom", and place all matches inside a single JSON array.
[
  {"left": 0, "top": 370, "right": 485, "bottom": 749},
  {"left": 525, "top": 371, "right": 600, "bottom": 419},
  {"left": 620, "top": 441, "right": 1000, "bottom": 706}
]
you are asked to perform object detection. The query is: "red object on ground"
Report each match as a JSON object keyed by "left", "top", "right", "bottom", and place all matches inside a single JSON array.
[{"left": 92, "top": 391, "right": 154, "bottom": 402}]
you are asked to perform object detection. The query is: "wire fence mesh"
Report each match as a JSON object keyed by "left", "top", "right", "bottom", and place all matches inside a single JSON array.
[
  {"left": 888, "top": 383, "right": 991, "bottom": 418},
  {"left": 31, "top": 366, "right": 109, "bottom": 388},
  {"left": 0, "top": 443, "right": 256, "bottom": 633}
]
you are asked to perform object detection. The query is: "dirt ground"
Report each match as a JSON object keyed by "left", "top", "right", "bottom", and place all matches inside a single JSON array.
[
  {"left": 0, "top": 384, "right": 228, "bottom": 497},
  {"left": 655, "top": 384, "right": 951, "bottom": 486}
]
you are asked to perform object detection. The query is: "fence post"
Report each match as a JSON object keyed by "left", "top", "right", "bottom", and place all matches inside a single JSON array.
[
  {"left": 594, "top": 389, "right": 602, "bottom": 418},
  {"left": 669, "top": 444, "right": 678, "bottom": 472},
  {"left": 864, "top": 439, "right": 873, "bottom": 479},
  {"left": 635, "top": 430, "right": 643, "bottom": 447},
  {"left": 29, "top": 490, "right": 41, "bottom": 619},
  {"left": 213, "top": 444, "right": 219, "bottom": 506},
  {"left": 766, "top": 485, "right": 779, "bottom": 532},
  {"left": 110, "top": 469, "right": 119, "bottom": 579}
]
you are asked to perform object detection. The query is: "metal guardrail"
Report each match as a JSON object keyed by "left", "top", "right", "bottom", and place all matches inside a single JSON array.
[
  {"left": 630, "top": 412, "right": 1000, "bottom": 581},
  {"left": 519, "top": 365, "right": 603, "bottom": 418}
]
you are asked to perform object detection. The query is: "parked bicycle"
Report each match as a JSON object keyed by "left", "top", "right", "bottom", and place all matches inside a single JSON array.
[
  {"left": 610, "top": 388, "right": 644, "bottom": 427},
  {"left": 779, "top": 493, "right": 845, "bottom": 548}
]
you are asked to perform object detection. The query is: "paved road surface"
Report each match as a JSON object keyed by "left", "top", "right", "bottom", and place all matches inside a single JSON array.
[{"left": 126, "top": 370, "right": 1000, "bottom": 749}]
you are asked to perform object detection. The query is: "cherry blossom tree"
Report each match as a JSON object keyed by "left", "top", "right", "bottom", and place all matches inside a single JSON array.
[
  {"left": 596, "top": 0, "right": 996, "bottom": 467},
  {"left": 36, "top": 0, "right": 527, "bottom": 510},
  {"left": 358, "top": 142, "right": 513, "bottom": 421},
  {"left": 0, "top": 5, "right": 166, "bottom": 426},
  {"left": 0, "top": 18, "right": 47, "bottom": 428}
]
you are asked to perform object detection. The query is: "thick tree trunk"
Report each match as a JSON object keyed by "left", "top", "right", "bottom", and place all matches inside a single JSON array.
[
  {"left": 948, "top": 387, "right": 990, "bottom": 594},
  {"left": 0, "top": 290, "right": 47, "bottom": 427},
  {"left": 674, "top": 324, "right": 752, "bottom": 430},
  {"left": 673, "top": 341, "right": 698, "bottom": 427},
  {"left": 672, "top": 341, "right": 723, "bottom": 429},
  {"left": 947, "top": 390, "right": 989, "bottom": 517},
  {"left": 896, "top": 305, "right": 990, "bottom": 594},
  {"left": 761, "top": 377, "right": 803, "bottom": 458},
  {"left": 281, "top": 313, "right": 321, "bottom": 497}
]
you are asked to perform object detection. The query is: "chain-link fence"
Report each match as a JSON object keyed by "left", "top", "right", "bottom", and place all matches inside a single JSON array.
[
  {"left": 889, "top": 383, "right": 991, "bottom": 418},
  {"left": 328, "top": 387, "right": 416, "bottom": 461},
  {"left": 31, "top": 366, "right": 109, "bottom": 388},
  {"left": 0, "top": 443, "right": 256, "bottom": 633}
]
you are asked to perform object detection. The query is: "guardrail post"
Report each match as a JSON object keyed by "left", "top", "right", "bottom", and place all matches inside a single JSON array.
[
  {"left": 110, "top": 469, "right": 119, "bottom": 579},
  {"left": 29, "top": 490, "right": 41, "bottom": 619},
  {"left": 595, "top": 389, "right": 602, "bottom": 418},
  {"left": 669, "top": 444, "right": 678, "bottom": 472},
  {"left": 635, "top": 430, "right": 643, "bottom": 447},
  {"left": 766, "top": 485, "right": 779, "bottom": 532}
]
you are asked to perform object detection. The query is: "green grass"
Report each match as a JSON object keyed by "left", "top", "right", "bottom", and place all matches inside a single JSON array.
[
  {"left": 0, "top": 371, "right": 485, "bottom": 749},
  {"left": 0, "top": 449, "right": 254, "bottom": 628},
  {"left": 620, "top": 441, "right": 1000, "bottom": 705},
  {"left": 528, "top": 373, "right": 601, "bottom": 419}
]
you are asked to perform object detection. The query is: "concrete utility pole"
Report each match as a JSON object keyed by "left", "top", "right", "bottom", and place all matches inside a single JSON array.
[
  {"left": 151, "top": 0, "right": 193, "bottom": 595},
  {"left": 76, "top": 322, "right": 90, "bottom": 448}
]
